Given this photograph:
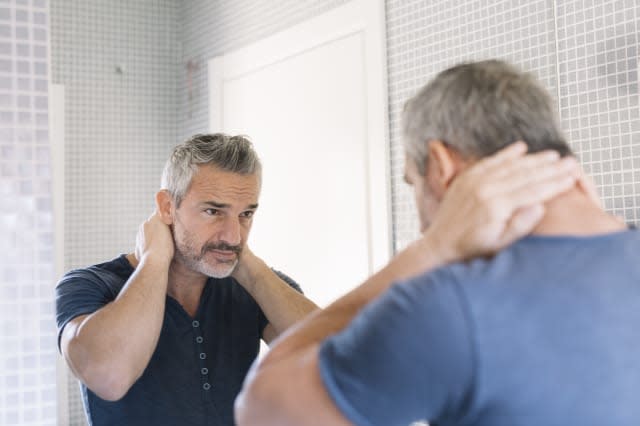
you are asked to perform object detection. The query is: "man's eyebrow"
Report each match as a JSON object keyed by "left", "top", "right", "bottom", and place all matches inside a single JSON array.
[
  {"left": 202, "top": 201, "right": 259, "bottom": 210},
  {"left": 202, "top": 201, "right": 229, "bottom": 208}
]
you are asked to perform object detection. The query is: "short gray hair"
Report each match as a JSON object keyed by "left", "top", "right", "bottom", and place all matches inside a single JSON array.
[
  {"left": 402, "top": 60, "right": 572, "bottom": 174},
  {"left": 161, "top": 133, "right": 262, "bottom": 205}
]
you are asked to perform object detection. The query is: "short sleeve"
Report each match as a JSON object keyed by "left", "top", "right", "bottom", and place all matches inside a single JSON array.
[
  {"left": 318, "top": 269, "right": 475, "bottom": 426},
  {"left": 55, "top": 268, "right": 124, "bottom": 351},
  {"left": 257, "top": 268, "right": 304, "bottom": 334}
]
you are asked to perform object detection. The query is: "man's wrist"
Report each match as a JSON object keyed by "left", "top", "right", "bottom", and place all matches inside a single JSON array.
[
  {"left": 138, "top": 251, "right": 173, "bottom": 271},
  {"left": 233, "top": 255, "right": 269, "bottom": 292},
  {"left": 417, "top": 229, "right": 459, "bottom": 269}
]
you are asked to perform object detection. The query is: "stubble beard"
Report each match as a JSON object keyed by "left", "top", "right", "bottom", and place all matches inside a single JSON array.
[{"left": 173, "top": 228, "right": 241, "bottom": 279}]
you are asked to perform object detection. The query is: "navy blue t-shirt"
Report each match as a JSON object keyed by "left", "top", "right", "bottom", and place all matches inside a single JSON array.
[
  {"left": 319, "top": 230, "right": 640, "bottom": 426},
  {"left": 56, "top": 255, "right": 301, "bottom": 426}
]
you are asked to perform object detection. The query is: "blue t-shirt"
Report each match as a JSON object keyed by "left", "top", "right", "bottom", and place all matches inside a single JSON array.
[
  {"left": 319, "top": 230, "right": 640, "bottom": 426},
  {"left": 56, "top": 254, "right": 301, "bottom": 426}
]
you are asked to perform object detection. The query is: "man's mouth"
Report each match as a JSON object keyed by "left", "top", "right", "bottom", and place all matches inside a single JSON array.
[{"left": 207, "top": 249, "right": 237, "bottom": 261}]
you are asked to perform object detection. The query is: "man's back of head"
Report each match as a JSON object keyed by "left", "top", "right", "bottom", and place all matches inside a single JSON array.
[{"left": 403, "top": 60, "right": 572, "bottom": 174}]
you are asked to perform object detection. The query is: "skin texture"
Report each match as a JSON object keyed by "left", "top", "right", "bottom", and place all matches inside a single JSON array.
[
  {"left": 234, "top": 142, "right": 618, "bottom": 426},
  {"left": 60, "top": 164, "right": 317, "bottom": 401}
]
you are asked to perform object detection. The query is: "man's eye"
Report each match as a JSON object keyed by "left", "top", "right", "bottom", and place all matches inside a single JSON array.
[
  {"left": 241, "top": 211, "right": 254, "bottom": 219},
  {"left": 204, "top": 209, "right": 219, "bottom": 216}
]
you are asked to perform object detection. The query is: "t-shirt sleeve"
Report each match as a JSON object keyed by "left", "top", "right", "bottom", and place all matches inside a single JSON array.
[
  {"left": 318, "top": 268, "right": 475, "bottom": 426},
  {"left": 258, "top": 268, "right": 304, "bottom": 334},
  {"left": 55, "top": 268, "right": 121, "bottom": 352}
]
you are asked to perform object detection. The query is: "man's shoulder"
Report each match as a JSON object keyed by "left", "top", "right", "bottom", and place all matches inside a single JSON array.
[
  {"left": 426, "top": 228, "right": 640, "bottom": 306},
  {"left": 57, "top": 254, "right": 133, "bottom": 293}
]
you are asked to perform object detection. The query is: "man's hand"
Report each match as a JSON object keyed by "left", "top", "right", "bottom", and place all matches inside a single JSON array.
[
  {"left": 422, "top": 142, "right": 582, "bottom": 264},
  {"left": 231, "top": 245, "right": 264, "bottom": 291},
  {"left": 134, "top": 211, "right": 175, "bottom": 266}
]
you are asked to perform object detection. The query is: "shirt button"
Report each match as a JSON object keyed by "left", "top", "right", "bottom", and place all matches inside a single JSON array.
[
  {"left": 199, "top": 352, "right": 206, "bottom": 360},
  {"left": 196, "top": 336, "right": 203, "bottom": 344},
  {"left": 192, "top": 320, "right": 200, "bottom": 328},
  {"left": 203, "top": 383, "right": 211, "bottom": 391},
  {"left": 201, "top": 367, "right": 208, "bottom": 375}
]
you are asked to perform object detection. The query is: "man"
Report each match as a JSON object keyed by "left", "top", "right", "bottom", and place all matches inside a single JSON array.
[
  {"left": 55, "top": 134, "right": 318, "bottom": 425},
  {"left": 235, "top": 60, "right": 638, "bottom": 426}
]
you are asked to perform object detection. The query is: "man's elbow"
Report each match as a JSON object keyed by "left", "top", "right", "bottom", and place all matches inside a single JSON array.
[
  {"left": 235, "top": 370, "right": 293, "bottom": 426},
  {"left": 72, "top": 361, "right": 135, "bottom": 402},
  {"left": 235, "top": 377, "right": 272, "bottom": 426},
  {"left": 89, "top": 374, "right": 134, "bottom": 402},
  {"left": 64, "top": 339, "right": 136, "bottom": 402}
]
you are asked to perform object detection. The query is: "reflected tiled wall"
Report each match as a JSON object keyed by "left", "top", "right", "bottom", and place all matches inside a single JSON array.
[
  {"left": 386, "top": 0, "right": 640, "bottom": 249},
  {"left": 0, "top": 0, "right": 57, "bottom": 425},
  {"left": 50, "top": 1, "right": 180, "bottom": 424},
  {"left": 51, "top": 0, "right": 180, "bottom": 270}
]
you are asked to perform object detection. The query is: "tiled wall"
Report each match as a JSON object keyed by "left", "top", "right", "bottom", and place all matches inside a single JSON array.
[
  {"left": 50, "top": 1, "right": 180, "bottom": 423},
  {"left": 0, "top": 0, "right": 57, "bottom": 425},
  {"left": 51, "top": 0, "right": 180, "bottom": 270},
  {"left": 386, "top": 0, "right": 640, "bottom": 250},
  {"left": 556, "top": 0, "right": 639, "bottom": 221}
]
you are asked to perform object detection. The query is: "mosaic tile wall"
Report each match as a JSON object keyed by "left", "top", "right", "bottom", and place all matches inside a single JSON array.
[
  {"left": 0, "top": 0, "right": 57, "bottom": 424},
  {"left": 387, "top": 0, "right": 640, "bottom": 250}
]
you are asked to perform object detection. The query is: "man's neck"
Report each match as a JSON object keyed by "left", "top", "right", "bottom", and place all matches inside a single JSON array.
[
  {"left": 532, "top": 188, "right": 627, "bottom": 236},
  {"left": 166, "top": 259, "right": 209, "bottom": 317}
]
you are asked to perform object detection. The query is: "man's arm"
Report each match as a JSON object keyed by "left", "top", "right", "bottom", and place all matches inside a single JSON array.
[
  {"left": 235, "top": 143, "right": 583, "bottom": 425},
  {"left": 232, "top": 248, "right": 319, "bottom": 344},
  {"left": 60, "top": 212, "right": 173, "bottom": 401}
]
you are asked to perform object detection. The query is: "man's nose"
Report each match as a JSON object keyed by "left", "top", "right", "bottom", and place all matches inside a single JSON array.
[{"left": 219, "top": 216, "right": 242, "bottom": 246}]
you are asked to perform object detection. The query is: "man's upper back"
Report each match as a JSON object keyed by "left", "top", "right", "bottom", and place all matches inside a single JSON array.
[
  {"left": 318, "top": 229, "right": 640, "bottom": 426},
  {"left": 452, "top": 229, "right": 640, "bottom": 424}
]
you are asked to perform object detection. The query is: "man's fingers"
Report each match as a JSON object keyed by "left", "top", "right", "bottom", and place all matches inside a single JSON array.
[
  {"left": 471, "top": 141, "right": 528, "bottom": 174},
  {"left": 499, "top": 204, "right": 546, "bottom": 247},
  {"left": 491, "top": 150, "right": 565, "bottom": 181},
  {"left": 495, "top": 173, "right": 576, "bottom": 212},
  {"left": 479, "top": 156, "right": 578, "bottom": 199}
]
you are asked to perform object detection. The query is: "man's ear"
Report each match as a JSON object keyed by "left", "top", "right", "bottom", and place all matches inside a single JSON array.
[
  {"left": 426, "top": 140, "right": 462, "bottom": 198},
  {"left": 155, "top": 190, "right": 175, "bottom": 225}
]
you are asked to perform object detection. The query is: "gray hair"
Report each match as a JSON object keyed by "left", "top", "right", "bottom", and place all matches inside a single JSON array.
[
  {"left": 161, "top": 133, "right": 262, "bottom": 205},
  {"left": 402, "top": 60, "right": 572, "bottom": 174}
]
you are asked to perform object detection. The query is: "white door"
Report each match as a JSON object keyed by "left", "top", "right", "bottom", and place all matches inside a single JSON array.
[{"left": 209, "top": 0, "right": 390, "bottom": 307}]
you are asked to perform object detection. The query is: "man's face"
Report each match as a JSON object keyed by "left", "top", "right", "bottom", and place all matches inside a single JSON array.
[
  {"left": 404, "top": 155, "right": 440, "bottom": 233},
  {"left": 171, "top": 164, "right": 260, "bottom": 278}
]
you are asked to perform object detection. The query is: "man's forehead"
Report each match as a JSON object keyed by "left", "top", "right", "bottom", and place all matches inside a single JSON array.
[{"left": 188, "top": 166, "right": 260, "bottom": 200}]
